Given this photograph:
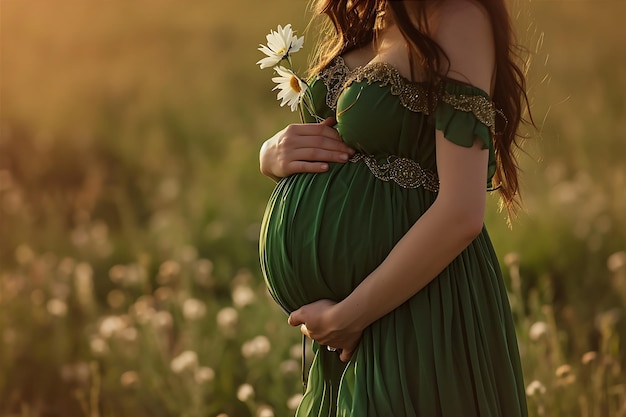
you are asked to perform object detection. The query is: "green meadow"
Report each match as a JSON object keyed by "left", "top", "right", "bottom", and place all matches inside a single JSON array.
[{"left": 0, "top": 0, "right": 625, "bottom": 416}]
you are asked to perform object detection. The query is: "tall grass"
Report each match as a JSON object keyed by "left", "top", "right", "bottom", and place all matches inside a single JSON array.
[{"left": 0, "top": 0, "right": 625, "bottom": 416}]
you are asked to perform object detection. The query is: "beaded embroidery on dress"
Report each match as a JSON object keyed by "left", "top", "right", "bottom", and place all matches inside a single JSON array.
[{"left": 317, "top": 55, "right": 497, "bottom": 124}]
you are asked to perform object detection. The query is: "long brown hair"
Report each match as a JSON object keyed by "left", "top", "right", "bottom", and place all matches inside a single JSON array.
[{"left": 307, "top": 0, "right": 533, "bottom": 217}]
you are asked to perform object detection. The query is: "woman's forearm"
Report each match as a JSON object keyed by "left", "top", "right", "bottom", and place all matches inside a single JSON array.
[
  {"left": 337, "top": 196, "right": 484, "bottom": 331},
  {"left": 336, "top": 134, "right": 490, "bottom": 332}
]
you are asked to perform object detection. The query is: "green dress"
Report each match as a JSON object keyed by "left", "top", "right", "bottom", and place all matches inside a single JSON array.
[{"left": 259, "top": 56, "right": 528, "bottom": 417}]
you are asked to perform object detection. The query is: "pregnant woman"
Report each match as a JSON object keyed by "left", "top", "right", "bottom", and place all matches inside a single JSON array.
[{"left": 259, "top": 0, "right": 532, "bottom": 415}]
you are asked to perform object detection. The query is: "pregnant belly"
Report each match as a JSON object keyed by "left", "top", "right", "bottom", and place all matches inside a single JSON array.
[{"left": 259, "top": 162, "right": 432, "bottom": 313}]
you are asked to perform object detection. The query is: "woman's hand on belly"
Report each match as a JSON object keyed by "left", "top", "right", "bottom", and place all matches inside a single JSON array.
[
  {"left": 259, "top": 117, "right": 355, "bottom": 182},
  {"left": 288, "top": 299, "right": 363, "bottom": 362}
]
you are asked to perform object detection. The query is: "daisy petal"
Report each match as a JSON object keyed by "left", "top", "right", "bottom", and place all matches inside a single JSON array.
[
  {"left": 270, "top": 66, "right": 306, "bottom": 112},
  {"left": 256, "top": 24, "right": 304, "bottom": 68}
]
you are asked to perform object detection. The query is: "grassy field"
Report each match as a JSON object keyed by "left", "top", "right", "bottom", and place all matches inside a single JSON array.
[{"left": 1, "top": 0, "right": 625, "bottom": 416}]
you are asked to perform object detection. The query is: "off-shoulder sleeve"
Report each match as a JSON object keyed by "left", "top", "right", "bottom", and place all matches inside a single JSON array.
[{"left": 434, "top": 80, "right": 497, "bottom": 188}]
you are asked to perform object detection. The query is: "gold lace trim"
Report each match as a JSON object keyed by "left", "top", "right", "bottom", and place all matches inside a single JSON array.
[
  {"left": 317, "top": 56, "right": 352, "bottom": 111},
  {"left": 343, "top": 62, "right": 431, "bottom": 114},
  {"left": 316, "top": 56, "right": 498, "bottom": 129},
  {"left": 349, "top": 153, "right": 439, "bottom": 192},
  {"left": 441, "top": 91, "right": 496, "bottom": 135}
]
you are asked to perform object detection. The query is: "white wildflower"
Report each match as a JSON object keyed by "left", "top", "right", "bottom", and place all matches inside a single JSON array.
[
  {"left": 216, "top": 307, "right": 238, "bottom": 334},
  {"left": 194, "top": 367, "right": 215, "bottom": 384},
  {"left": 194, "top": 258, "right": 214, "bottom": 286},
  {"left": 154, "top": 286, "right": 174, "bottom": 303},
  {"left": 257, "top": 405, "right": 275, "bottom": 417},
  {"left": 232, "top": 284, "right": 255, "bottom": 309},
  {"left": 152, "top": 310, "right": 174, "bottom": 330},
  {"left": 131, "top": 295, "right": 156, "bottom": 324},
  {"left": 287, "top": 393, "right": 303, "bottom": 410},
  {"left": 581, "top": 351, "right": 597, "bottom": 365},
  {"left": 123, "top": 263, "right": 143, "bottom": 286},
  {"left": 555, "top": 364, "right": 572, "bottom": 378},
  {"left": 118, "top": 326, "right": 138, "bottom": 343},
  {"left": 158, "top": 260, "right": 181, "bottom": 285},
  {"left": 272, "top": 66, "right": 307, "bottom": 112},
  {"left": 47, "top": 299, "right": 68, "bottom": 317},
  {"left": 241, "top": 335, "right": 271, "bottom": 359},
  {"left": 256, "top": 24, "right": 304, "bottom": 69},
  {"left": 120, "top": 371, "right": 139, "bottom": 389},
  {"left": 57, "top": 257, "right": 76, "bottom": 277},
  {"left": 99, "top": 315, "right": 127, "bottom": 338},
  {"left": 107, "top": 289, "right": 126, "bottom": 309},
  {"left": 90, "top": 336, "right": 109, "bottom": 356},
  {"left": 183, "top": 298, "right": 207, "bottom": 320},
  {"left": 237, "top": 383, "right": 255, "bottom": 402},
  {"left": 607, "top": 251, "right": 626, "bottom": 272},
  {"left": 109, "top": 264, "right": 127, "bottom": 284},
  {"left": 555, "top": 364, "right": 576, "bottom": 386},
  {"left": 280, "top": 359, "right": 300, "bottom": 375},
  {"left": 170, "top": 350, "right": 199, "bottom": 374},
  {"left": 525, "top": 380, "right": 546, "bottom": 397},
  {"left": 528, "top": 321, "right": 549, "bottom": 341},
  {"left": 503, "top": 252, "right": 520, "bottom": 268},
  {"left": 289, "top": 343, "right": 303, "bottom": 359}
]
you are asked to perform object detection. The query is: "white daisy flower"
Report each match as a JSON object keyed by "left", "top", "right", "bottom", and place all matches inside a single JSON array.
[
  {"left": 271, "top": 66, "right": 307, "bottom": 112},
  {"left": 256, "top": 24, "right": 304, "bottom": 69}
]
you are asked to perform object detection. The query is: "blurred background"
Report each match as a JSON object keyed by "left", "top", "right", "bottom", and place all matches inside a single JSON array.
[{"left": 0, "top": 0, "right": 625, "bottom": 416}]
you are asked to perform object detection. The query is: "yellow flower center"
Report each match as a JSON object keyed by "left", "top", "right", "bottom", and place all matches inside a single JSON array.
[
  {"left": 276, "top": 47, "right": 287, "bottom": 56},
  {"left": 290, "top": 76, "right": 302, "bottom": 93}
]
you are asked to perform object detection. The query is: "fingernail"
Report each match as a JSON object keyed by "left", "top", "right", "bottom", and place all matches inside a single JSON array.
[
  {"left": 339, "top": 154, "right": 348, "bottom": 161},
  {"left": 321, "top": 164, "right": 329, "bottom": 171}
]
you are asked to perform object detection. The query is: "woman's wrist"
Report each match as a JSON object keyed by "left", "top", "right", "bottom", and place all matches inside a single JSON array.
[{"left": 334, "top": 294, "right": 371, "bottom": 334}]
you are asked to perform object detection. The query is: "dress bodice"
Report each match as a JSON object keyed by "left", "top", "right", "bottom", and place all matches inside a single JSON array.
[{"left": 305, "top": 56, "right": 498, "bottom": 188}]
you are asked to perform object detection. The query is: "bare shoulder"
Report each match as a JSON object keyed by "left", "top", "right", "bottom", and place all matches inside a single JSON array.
[
  {"left": 436, "top": 0, "right": 490, "bottom": 22},
  {"left": 431, "top": 0, "right": 495, "bottom": 92}
]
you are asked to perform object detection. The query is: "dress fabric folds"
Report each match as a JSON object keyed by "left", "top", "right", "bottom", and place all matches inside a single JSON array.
[{"left": 259, "top": 56, "right": 528, "bottom": 417}]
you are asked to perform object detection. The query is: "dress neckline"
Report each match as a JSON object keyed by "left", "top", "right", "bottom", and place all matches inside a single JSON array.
[
  {"left": 315, "top": 54, "right": 433, "bottom": 114},
  {"left": 335, "top": 55, "right": 428, "bottom": 86}
]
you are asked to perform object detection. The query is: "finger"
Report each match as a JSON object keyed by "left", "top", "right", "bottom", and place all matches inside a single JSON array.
[
  {"left": 303, "top": 123, "right": 342, "bottom": 141},
  {"left": 319, "top": 117, "right": 336, "bottom": 127},
  {"left": 291, "top": 148, "right": 351, "bottom": 163},
  {"left": 339, "top": 348, "right": 354, "bottom": 363},
  {"left": 283, "top": 123, "right": 353, "bottom": 152},
  {"left": 279, "top": 131, "right": 348, "bottom": 156},
  {"left": 284, "top": 123, "right": 340, "bottom": 142},
  {"left": 288, "top": 310, "right": 304, "bottom": 327},
  {"left": 287, "top": 161, "right": 330, "bottom": 174},
  {"left": 299, "top": 324, "right": 311, "bottom": 338},
  {"left": 296, "top": 136, "right": 354, "bottom": 156}
]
